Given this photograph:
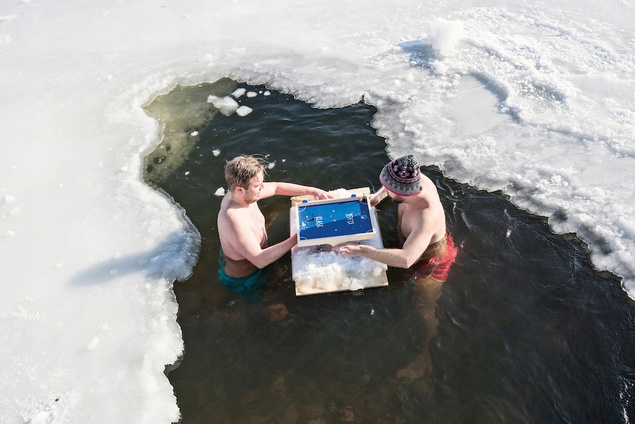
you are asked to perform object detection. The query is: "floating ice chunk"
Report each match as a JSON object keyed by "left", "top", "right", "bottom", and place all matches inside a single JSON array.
[
  {"left": 214, "top": 187, "right": 225, "bottom": 196},
  {"left": 264, "top": 91, "right": 271, "bottom": 96},
  {"left": 190, "top": 131, "right": 198, "bottom": 136},
  {"left": 267, "top": 161, "right": 276, "bottom": 170},
  {"left": 231, "top": 88, "right": 246, "bottom": 98},
  {"left": 3, "top": 194, "right": 14, "bottom": 203},
  {"left": 236, "top": 105, "right": 253, "bottom": 116},
  {"left": 212, "top": 149, "right": 221, "bottom": 156},
  {"left": 207, "top": 95, "right": 239, "bottom": 116},
  {"left": 247, "top": 91, "right": 257, "bottom": 98}
]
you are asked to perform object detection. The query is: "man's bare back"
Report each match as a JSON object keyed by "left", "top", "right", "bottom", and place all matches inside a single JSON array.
[
  {"left": 333, "top": 155, "right": 447, "bottom": 268},
  {"left": 396, "top": 174, "right": 447, "bottom": 263}
]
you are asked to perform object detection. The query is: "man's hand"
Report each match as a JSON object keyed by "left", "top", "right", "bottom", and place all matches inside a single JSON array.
[
  {"left": 368, "top": 186, "right": 388, "bottom": 207},
  {"left": 332, "top": 242, "right": 365, "bottom": 257},
  {"left": 311, "top": 188, "right": 333, "bottom": 200}
]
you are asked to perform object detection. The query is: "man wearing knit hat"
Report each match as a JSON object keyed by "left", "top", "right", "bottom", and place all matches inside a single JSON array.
[
  {"left": 334, "top": 154, "right": 458, "bottom": 383},
  {"left": 334, "top": 155, "right": 455, "bottom": 276}
]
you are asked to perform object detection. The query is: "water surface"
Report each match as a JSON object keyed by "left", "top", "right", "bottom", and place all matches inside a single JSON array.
[{"left": 144, "top": 80, "right": 635, "bottom": 424}]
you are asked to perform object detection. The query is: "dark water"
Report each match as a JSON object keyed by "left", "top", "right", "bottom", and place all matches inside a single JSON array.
[{"left": 144, "top": 80, "right": 635, "bottom": 424}]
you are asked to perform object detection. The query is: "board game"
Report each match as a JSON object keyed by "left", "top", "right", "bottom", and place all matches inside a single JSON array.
[
  {"left": 290, "top": 188, "right": 389, "bottom": 296},
  {"left": 295, "top": 194, "right": 376, "bottom": 247}
]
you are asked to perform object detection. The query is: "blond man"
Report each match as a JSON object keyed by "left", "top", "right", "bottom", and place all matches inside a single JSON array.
[{"left": 217, "top": 155, "right": 330, "bottom": 291}]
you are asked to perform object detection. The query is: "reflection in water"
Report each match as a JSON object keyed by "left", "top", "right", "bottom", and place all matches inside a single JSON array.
[
  {"left": 397, "top": 276, "right": 445, "bottom": 388},
  {"left": 397, "top": 234, "right": 458, "bottom": 392}
]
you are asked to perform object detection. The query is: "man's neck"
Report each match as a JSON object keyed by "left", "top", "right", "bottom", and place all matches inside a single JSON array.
[{"left": 228, "top": 190, "right": 252, "bottom": 208}]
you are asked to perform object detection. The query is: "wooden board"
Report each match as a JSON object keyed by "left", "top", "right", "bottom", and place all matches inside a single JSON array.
[{"left": 290, "top": 188, "right": 389, "bottom": 296}]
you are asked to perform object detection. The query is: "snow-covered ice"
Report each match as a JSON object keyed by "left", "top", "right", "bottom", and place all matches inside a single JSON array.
[{"left": 0, "top": 0, "right": 633, "bottom": 422}]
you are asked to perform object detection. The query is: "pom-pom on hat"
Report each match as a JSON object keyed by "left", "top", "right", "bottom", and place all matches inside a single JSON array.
[{"left": 379, "top": 155, "right": 423, "bottom": 196}]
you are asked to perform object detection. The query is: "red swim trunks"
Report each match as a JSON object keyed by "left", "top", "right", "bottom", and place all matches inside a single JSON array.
[{"left": 410, "top": 234, "right": 458, "bottom": 281}]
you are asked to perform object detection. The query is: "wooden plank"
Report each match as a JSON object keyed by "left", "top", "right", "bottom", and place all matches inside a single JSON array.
[{"left": 290, "top": 187, "right": 370, "bottom": 207}]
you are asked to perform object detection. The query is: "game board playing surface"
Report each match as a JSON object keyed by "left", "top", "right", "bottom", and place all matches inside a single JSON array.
[{"left": 296, "top": 195, "right": 375, "bottom": 247}]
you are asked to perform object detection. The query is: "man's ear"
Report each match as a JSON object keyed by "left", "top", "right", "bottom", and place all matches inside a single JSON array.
[{"left": 235, "top": 186, "right": 245, "bottom": 195}]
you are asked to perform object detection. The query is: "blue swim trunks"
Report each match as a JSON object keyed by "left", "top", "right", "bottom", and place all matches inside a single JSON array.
[{"left": 218, "top": 253, "right": 267, "bottom": 293}]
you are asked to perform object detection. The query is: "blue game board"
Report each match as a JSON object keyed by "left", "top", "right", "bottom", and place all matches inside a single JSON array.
[{"left": 296, "top": 196, "right": 376, "bottom": 246}]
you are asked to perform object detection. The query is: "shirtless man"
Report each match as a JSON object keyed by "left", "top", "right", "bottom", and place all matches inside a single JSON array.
[
  {"left": 334, "top": 155, "right": 457, "bottom": 384},
  {"left": 333, "top": 155, "right": 452, "bottom": 270},
  {"left": 217, "top": 155, "right": 330, "bottom": 291}
]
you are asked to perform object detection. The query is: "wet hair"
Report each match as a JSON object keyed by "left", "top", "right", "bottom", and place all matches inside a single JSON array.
[{"left": 224, "top": 155, "right": 266, "bottom": 191}]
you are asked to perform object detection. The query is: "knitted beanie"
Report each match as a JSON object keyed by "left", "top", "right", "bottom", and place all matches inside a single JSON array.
[{"left": 379, "top": 155, "right": 422, "bottom": 196}]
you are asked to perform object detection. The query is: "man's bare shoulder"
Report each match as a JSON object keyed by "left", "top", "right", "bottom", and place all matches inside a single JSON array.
[
  {"left": 219, "top": 197, "right": 243, "bottom": 222},
  {"left": 220, "top": 203, "right": 249, "bottom": 222}
]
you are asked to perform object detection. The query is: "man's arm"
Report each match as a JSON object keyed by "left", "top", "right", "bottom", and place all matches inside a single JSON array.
[
  {"left": 333, "top": 222, "right": 435, "bottom": 268},
  {"left": 225, "top": 211, "right": 297, "bottom": 269},
  {"left": 369, "top": 186, "right": 388, "bottom": 207},
  {"left": 260, "top": 182, "right": 331, "bottom": 200}
]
